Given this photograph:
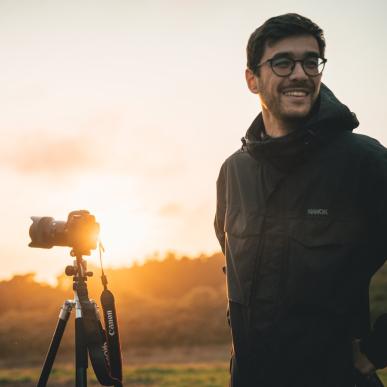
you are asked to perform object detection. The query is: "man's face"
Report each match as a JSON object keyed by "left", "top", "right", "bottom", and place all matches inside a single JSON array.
[{"left": 246, "top": 35, "right": 322, "bottom": 123}]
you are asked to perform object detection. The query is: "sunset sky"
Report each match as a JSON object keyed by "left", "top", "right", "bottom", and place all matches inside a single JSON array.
[{"left": 1, "top": 0, "right": 386, "bottom": 283}]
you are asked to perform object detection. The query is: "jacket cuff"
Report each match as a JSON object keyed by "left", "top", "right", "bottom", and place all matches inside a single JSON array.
[{"left": 360, "top": 313, "right": 387, "bottom": 369}]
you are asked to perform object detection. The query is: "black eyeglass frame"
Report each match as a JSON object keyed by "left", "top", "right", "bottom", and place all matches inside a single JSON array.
[{"left": 255, "top": 57, "right": 328, "bottom": 77}]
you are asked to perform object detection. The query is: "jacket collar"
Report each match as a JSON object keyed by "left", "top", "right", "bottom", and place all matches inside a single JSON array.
[{"left": 243, "top": 84, "right": 359, "bottom": 171}]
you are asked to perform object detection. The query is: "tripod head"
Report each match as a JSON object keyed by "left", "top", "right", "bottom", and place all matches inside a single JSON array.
[{"left": 65, "top": 254, "right": 93, "bottom": 281}]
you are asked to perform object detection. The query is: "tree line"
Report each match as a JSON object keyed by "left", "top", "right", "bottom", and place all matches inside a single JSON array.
[
  {"left": 0, "top": 252, "right": 229, "bottom": 365},
  {"left": 0, "top": 251, "right": 386, "bottom": 365}
]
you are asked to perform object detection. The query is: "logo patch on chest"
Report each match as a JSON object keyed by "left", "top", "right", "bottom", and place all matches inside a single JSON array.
[{"left": 307, "top": 208, "right": 329, "bottom": 216}]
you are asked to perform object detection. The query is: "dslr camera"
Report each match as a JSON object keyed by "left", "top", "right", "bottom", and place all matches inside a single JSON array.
[{"left": 29, "top": 210, "right": 99, "bottom": 256}]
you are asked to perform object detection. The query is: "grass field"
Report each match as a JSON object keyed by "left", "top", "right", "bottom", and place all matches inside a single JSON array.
[
  {"left": 0, "top": 346, "right": 230, "bottom": 386},
  {"left": 0, "top": 363, "right": 229, "bottom": 386},
  {"left": 1, "top": 365, "right": 387, "bottom": 387},
  {"left": 1, "top": 343, "right": 387, "bottom": 387}
]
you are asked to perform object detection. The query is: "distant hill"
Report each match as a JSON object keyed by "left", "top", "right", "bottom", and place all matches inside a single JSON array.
[
  {"left": 0, "top": 252, "right": 229, "bottom": 364},
  {"left": 0, "top": 251, "right": 386, "bottom": 365}
]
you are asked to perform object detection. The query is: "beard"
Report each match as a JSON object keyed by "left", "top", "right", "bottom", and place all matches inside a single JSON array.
[{"left": 258, "top": 79, "right": 319, "bottom": 127}]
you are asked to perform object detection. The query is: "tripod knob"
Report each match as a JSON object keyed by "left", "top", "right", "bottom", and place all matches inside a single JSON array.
[
  {"left": 65, "top": 266, "right": 76, "bottom": 276},
  {"left": 86, "top": 271, "right": 93, "bottom": 277}
]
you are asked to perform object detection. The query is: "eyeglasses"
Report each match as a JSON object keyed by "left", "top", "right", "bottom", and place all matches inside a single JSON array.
[{"left": 256, "top": 56, "right": 327, "bottom": 77}]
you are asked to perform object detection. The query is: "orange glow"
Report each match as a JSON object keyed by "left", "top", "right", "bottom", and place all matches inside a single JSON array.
[
  {"left": 2, "top": 1, "right": 386, "bottom": 283},
  {"left": 97, "top": 210, "right": 152, "bottom": 265}
]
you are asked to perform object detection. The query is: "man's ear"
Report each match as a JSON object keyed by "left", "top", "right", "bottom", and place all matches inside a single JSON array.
[{"left": 245, "top": 68, "right": 259, "bottom": 94}]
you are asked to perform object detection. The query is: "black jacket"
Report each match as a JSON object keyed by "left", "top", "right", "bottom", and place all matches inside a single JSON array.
[{"left": 214, "top": 84, "right": 387, "bottom": 387}]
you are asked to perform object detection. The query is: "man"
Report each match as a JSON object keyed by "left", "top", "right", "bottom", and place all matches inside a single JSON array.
[{"left": 214, "top": 13, "right": 387, "bottom": 387}]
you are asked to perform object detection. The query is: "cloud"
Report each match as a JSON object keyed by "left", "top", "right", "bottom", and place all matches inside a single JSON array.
[
  {"left": 0, "top": 127, "right": 188, "bottom": 179},
  {"left": 0, "top": 130, "right": 106, "bottom": 175},
  {"left": 159, "top": 202, "right": 183, "bottom": 217},
  {"left": 0, "top": 107, "right": 188, "bottom": 179}
]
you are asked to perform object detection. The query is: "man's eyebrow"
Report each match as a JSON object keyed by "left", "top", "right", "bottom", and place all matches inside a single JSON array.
[{"left": 272, "top": 51, "right": 320, "bottom": 58}]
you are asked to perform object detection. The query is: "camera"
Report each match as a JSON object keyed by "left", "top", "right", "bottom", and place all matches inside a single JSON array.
[{"left": 29, "top": 210, "right": 99, "bottom": 256}]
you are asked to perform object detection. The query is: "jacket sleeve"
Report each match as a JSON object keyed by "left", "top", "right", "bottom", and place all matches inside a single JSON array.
[
  {"left": 362, "top": 143, "right": 387, "bottom": 276},
  {"left": 360, "top": 142, "right": 387, "bottom": 368},
  {"left": 214, "top": 162, "right": 226, "bottom": 255},
  {"left": 361, "top": 314, "right": 387, "bottom": 369}
]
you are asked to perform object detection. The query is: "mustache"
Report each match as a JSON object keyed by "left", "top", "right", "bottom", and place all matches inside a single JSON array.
[{"left": 279, "top": 81, "right": 315, "bottom": 93}]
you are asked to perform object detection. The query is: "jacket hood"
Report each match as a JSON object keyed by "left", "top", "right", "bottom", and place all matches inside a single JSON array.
[{"left": 243, "top": 83, "right": 359, "bottom": 171}]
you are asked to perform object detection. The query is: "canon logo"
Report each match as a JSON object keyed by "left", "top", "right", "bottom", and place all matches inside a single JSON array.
[
  {"left": 102, "top": 342, "right": 111, "bottom": 366},
  {"left": 107, "top": 310, "right": 115, "bottom": 336}
]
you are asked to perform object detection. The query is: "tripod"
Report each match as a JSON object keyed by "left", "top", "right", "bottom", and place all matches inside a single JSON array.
[{"left": 37, "top": 253, "right": 107, "bottom": 387}]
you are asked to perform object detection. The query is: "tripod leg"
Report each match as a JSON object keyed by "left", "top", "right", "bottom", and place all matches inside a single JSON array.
[
  {"left": 75, "top": 316, "right": 88, "bottom": 387},
  {"left": 37, "top": 301, "right": 73, "bottom": 387}
]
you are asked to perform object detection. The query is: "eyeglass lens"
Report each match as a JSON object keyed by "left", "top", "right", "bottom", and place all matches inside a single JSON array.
[{"left": 271, "top": 57, "right": 325, "bottom": 77}]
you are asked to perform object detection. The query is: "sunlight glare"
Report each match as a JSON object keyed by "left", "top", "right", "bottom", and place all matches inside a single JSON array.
[{"left": 95, "top": 209, "right": 153, "bottom": 267}]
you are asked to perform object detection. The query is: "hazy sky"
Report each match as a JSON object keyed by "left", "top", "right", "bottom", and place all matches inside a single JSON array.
[{"left": 1, "top": 0, "right": 386, "bottom": 283}]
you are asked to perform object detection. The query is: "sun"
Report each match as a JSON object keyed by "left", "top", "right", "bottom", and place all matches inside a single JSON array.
[{"left": 94, "top": 208, "right": 153, "bottom": 267}]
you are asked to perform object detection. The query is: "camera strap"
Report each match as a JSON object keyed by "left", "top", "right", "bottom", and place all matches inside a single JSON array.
[
  {"left": 100, "top": 286, "right": 123, "bottom": 382},
  {"left": 78, "top": 243, "right": 123, "bottom": 386},
  {"left": 98, "top": 241, "right": 123, "bottom": 382},
  {"left": 80, "top": 297, "right": 122, "bottom": 386}
]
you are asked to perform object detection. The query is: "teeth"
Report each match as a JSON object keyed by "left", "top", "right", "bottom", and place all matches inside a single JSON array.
[{"left": 284, "top": 91, "right": 307, "bottom": 97}]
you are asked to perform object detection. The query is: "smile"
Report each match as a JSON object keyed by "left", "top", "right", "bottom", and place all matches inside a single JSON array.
[
  {"left": 284, "top": 91, "right": 308, "bottom": 97},
  {"left": 282, "top": 87, "right": 310, "bottom": 97}
]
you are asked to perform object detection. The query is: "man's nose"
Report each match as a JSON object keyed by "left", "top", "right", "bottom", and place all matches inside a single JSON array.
[{"left": 289, "top": 61, "right": 308, "bottom": 80}]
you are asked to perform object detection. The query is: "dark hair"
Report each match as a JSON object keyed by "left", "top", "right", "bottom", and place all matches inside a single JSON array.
[{"left": 247, "top": 13, "right": 326, "bottom": 74}]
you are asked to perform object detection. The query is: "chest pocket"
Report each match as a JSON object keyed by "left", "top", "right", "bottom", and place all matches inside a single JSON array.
[
  {"left": 224, "top": 208, "right": 263, "bottom": 306},
  {"left": 286, "top": 219, "right": 361, "bottom": 310}
]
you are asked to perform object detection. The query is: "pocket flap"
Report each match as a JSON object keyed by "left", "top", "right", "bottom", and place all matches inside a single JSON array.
[
  {"left": 290, "top": 220, "right": 346, "bottom": 248},
  {"left": 225, "top": 207, "right": 263, "bottom": 237}
]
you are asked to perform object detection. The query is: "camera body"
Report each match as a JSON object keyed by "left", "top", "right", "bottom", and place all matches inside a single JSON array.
[{"left": 29, "top": 210, "right": 99, "bottom": 256}]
